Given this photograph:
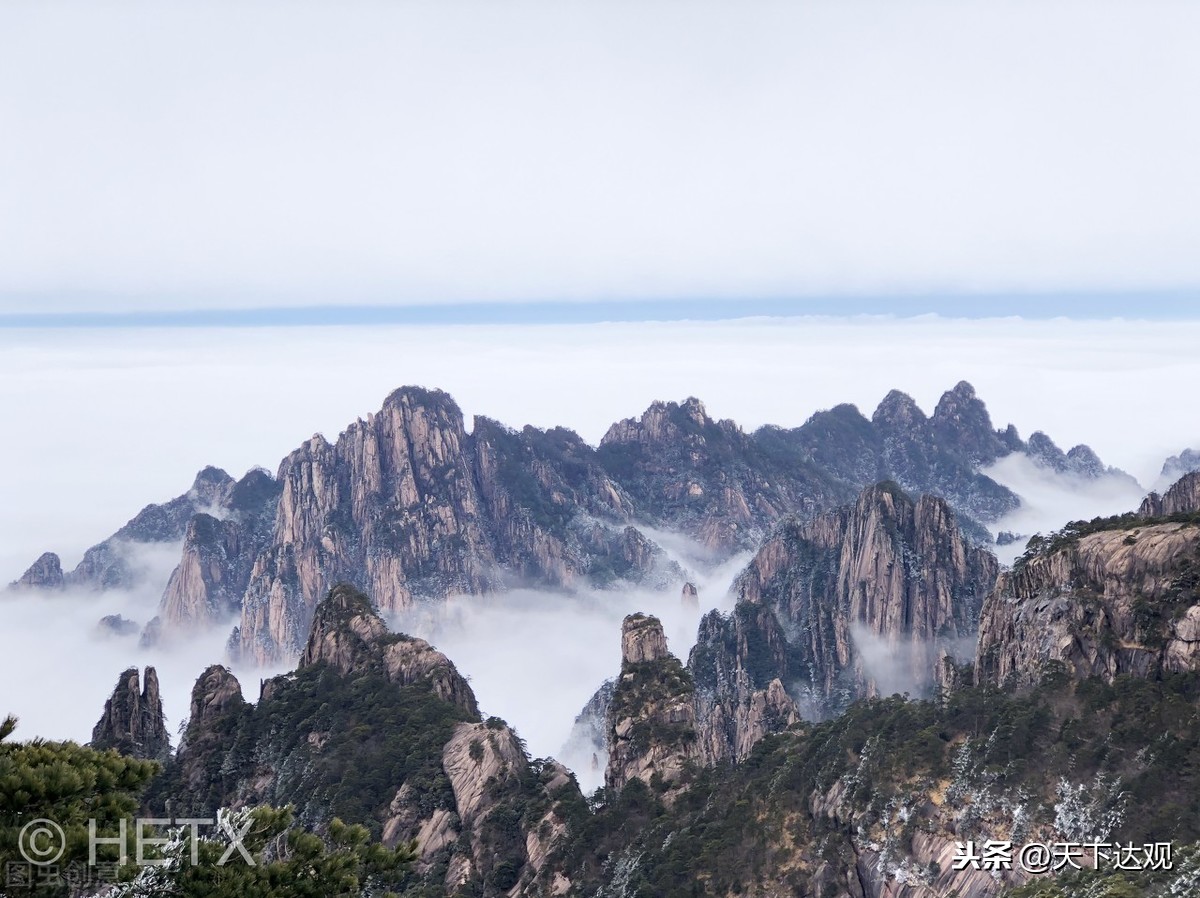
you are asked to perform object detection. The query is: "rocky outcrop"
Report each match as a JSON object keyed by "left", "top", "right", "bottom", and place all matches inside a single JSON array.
[
  {"left": 694, "top": 483, "right": 998, "bottom": 718},
  {"left": 8, "top": 552, "right": 64, "bottom": 590},
  {"left": 789, "top": 387, "right": 1019, "bottom": 530},
  {"left": 976, "top": 519, "right": 1200, "bottom": 687},
  {"left": 156, "top": 515, "right": 244, "bottom": 633},
  {"left": 149, "top": 584, "right": 581, "bottom": 898},
  {"left": 605, "top": 615, "right": 701, "bottom": 797},
  {"left": 230, "top": 388, "right": 668, "bottom": 664},
  {"left": 1027, "top": 430, "right": 1137, "bottom": 484},
  {"left": 597, "top": 397, "right": 846, "bottom": 552},
  {"left": 298, "top": 583, "right": 479, "bottom": 715},
  {"left": 71, "top": 467, "right": 237, "bottom": 591},
  {"left": 16, "top": 380, "right": 1120, "bottom": 668},
  {"left": 1159, "top": 447, "right": 1200, "bottom": 486},
  {"left": 437, "top": 721, "right": 579, "bottom": 895},
  {"left": 1139, "top": 471, "right": 1200, "bottom": 517},
  {"left": 807, "top": 779, "right": 1032, "bottom": 898},
  {"left": 150, "top": 469, "right": 282, "bottom": 644},
  {"left": 90, "top": 667, "right": 170, "bottom": 761},
  {"left": 928, "top": 380, "right": 1015, "bottom": 467},
  {"left": 189, "top": 664, "right": 245, "bottom": 726},
  {"left": 688, "top": 611, "right": 799, "bottom": 762},
  {"left": 95, "top": 614, "right": 139, "bottom": 638},
  {"left": 162, "top": 666, "right": 250, "bottom": 809},
  {"left": 621, "top": 612, "right": 671, "bottom": 664}
]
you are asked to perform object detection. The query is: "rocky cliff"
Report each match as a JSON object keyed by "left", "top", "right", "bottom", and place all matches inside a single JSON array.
[
  {"left": 596, "top": 397, "right": 846, "bottom": 552},
  {"left": 572, "top": 661, "right": 1200, "bottom": 898},
  {"left": 229, "top": 388, "right": 672, "bottom": 664},
  {"left": 1138, "top": 470, "right": 1200, "bottom": 517},
  {"left": 574, "top": 606, "right": 799, "bottom": 794},
  {"left": 145, "top": 469, "right": 281, "bottom": 645},
  {"left": 604, "top": 615, "right": 701, "bottom": 798},
  {"left": 146, "top": 584, "right": 583, "bottom": 898},
  {"left": 298, "top": 583, "right": 479, "bottom": 714},
  {"left": 437, "top": 721, "right": 579, "bottom": 896},
  {"left": 976, "top": 515, "right": 1200, "bottom": 688},
  {"left": 70, "top": 466, "right": 239, "bottom": 591},
  {"left": 788, "top": 382, "right": 1024, "bottom": 528},
  {"left": 1159, "top": 447, "right": 1200, "bottom": 486},
  {"left": 90, "top": 666, "right": 171, "bottom": 762},
  {"left": 8, "top": 551, "right": 64, "bottom": 590},
  {"left": 688, "top": 611, "right": 800, "bottom": 763},
  {"left": 691, "top": 482, "right": 998, "bottom": 718},
  {"left": 14, "top": 381, "right": 1120, "bottom": 668}
]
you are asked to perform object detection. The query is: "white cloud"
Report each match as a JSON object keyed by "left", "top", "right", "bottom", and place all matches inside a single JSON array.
[
  {"left": 2, "top": 314, "right": 1198, "bottom": 755},
  {"left": 984, "top": 454, "right": 1151, "bottom": 564},
  {"left": 2, "top": 0, "right": 1199, "bottom": 308},
  {"left": 388, "top": 547, "right": 749, "bottom": 791},
  {"left": 0, "top": 546, "right": 285, "bottom": 745},
  {"left": 3, "top": 316, "right": 1198, "bottom": 581}
]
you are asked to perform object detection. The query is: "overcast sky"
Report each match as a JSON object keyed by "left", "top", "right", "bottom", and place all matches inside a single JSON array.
[{"left": 3, "top": 0, "right": 1200, "bottom": 312}]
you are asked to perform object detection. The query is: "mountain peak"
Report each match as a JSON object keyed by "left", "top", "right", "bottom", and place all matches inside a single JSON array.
[
  {"left": 929, "top": 380, "right": 1007, "bottom": 465},
  {"left": 188, "top": 665, "right": 245, "bottom": 726},
  {"left": 187, "top": 466, "right": 235, "bottom": 507},
  {"left": 381, "top": 384, "right": 463, "bottom": 418},
  {"left": 856, "top": 479, "right": 916, "bottom": 517},
  {"left": 600, "top": 396, "right": 722, "bottom": 446},
  {"left": 90, "top": 666, "right": 170, "bottom": 761},
  {"left": 680, "top": 396, "right": 709, "bottom": 425},
  {"left": 931, "top": 380, "right": 984, "bottom": 420},
  {"left": 1139, "top": 471, "right": 1200, "bottom": 517},
  {"left": 621, "top": 613, "right": 671, "bottom": 665},
  {"left": 1161, "top": 448, "right": 1200, "bottom": 483},
  {"left": 298, "top": 584, "right": 479, "bottom": 715},
  {"left": 299, "top": 584, "right": 390, "bottom": 673},
  {"left": 872, "top": 390, "right": 927, "bottom": 427},
  {"left": 8, "top": 551, "right": 64, "bottom": 591}
]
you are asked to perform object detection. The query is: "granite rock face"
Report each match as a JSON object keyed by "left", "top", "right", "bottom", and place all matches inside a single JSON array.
[
  {"left": 1138, "top": 471, "right": 1200, "bottom": 517},
  {"left": 73, "top": 467, "right": 238, "bottom": 591},
  {"left": 168, "top": 665, "right": 249, "bottom": 802},
  {"left": 149, "top": 469, "right": 282, "bottom": 644},
  {"left": 298, "top": 583, "right": 479, "bottom": 715},
  {"left": 976, "top": 519, "right": 1200, "bottom": 687},
  {"left": 229, "top": 388, "right": 667, "bottom": 663},
  {"left": 150, "top": 584, "right": 580, "bottom": 898},
  {"left": 438, "top": 721, "right": 577, "bottom": 895},
  {"left": 688, "top": 612, "right": 799, "bottom": 764},
  {"left": 690, "top": 482, "right": 998, "bottom": 718},
  {"left": 90, "top": 666, "right": 171, "bottom": 761},
  {"left": 605, "top": 615, "right": 701, "bottom": 798},
  {"left": 8, "top": 552, "right": 64, "bottom": 590},
  {"left": 15, "top": 380, "right": 1122, "bottom": 668},
  {"left": 1159, "top": 447, "right": 1200, "bottom": 486},
  {"left": 599, "top": 610, "right": 800, "bottom": 799}
]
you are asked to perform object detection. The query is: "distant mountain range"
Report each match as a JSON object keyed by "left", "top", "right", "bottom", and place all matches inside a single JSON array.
[{"left": 8, "top": 381, "right": 1196, "bottom": 669}]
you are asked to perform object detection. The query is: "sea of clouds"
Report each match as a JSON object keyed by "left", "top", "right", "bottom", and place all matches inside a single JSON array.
[{"left": 1, "top": 315, "right": 1198, "bottom": 761}]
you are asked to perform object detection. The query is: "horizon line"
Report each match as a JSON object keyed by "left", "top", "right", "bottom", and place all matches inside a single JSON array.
[{"left": 1, "top": 294, "right": 1198, "bottom": 328}]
